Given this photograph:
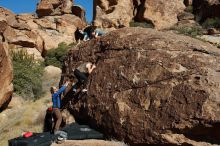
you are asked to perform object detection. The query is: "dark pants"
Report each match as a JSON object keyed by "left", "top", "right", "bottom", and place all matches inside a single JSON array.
[
  {"left": 53, "top": 108, "right": 62, "bottom": 133},
  {"left": 74, "top": 69, "right": 88, "bottom": 89}
]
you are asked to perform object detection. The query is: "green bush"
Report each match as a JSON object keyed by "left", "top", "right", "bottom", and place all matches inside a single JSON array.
[
  {"left": 44, "top": 42, "right": 75, "bottom": 68},
  {"left": 129, "top": 20, "right": 154, "bottom": 28},
  {"left": 12, "top": 50, "right": 44, "bottom": 100},
  {"left": 172, "top": 26, "right": 203, "bottom": 38},
  {"left": 202, "top": 17, "right": 220, "bottom": 29}
]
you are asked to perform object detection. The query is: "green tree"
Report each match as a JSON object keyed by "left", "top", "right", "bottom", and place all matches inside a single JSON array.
[
  {"left": 12, "top": 50, "right": 44, "bottom": 100},
  {"left": 44, "top": 42, "right": 75, "bottom": 68}
]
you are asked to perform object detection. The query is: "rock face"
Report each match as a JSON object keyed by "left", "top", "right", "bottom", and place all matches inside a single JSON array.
[
  {"left": 0, "top": 3, "right": 85, "bottom": 60},
  {"left": 0, "top": 42, "right": 13, "bottom": 111},
  {"left": 134, "top": 0, "right": 185, "bottom": 30},
  {"left": 93, "top": 0, "right": 134, "bottom": 28},
  {"left": 72, "top": 5, "right": 86, "bottom": 25},
  {"left": 36, "top": 0, "right": 73, "bottom": 17},
  {"left": 93, "top": 0, "right": 185, "bottom": 29},
  {"left": 193, "top": 0, "right": 220, "bottom": 21},
  {"left": 62, "top": 28, "right": 220, "bottom": 145}
]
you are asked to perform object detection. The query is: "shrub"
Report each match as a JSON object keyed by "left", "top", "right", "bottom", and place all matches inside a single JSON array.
[
  {"left": 172, "top": 26, "right": 203, "bottom": 38},
  {"left": 129, "top": 20, "right": 154, "bottom": 28},
  {"left": 202, "top": 17, "right": 220, "bottom": 29},
  {"left": 12, "top": 50, "right": 44, "bottom": 100},
  {"left": 44, "top": 42, "right": 75, "bottom": 68}
]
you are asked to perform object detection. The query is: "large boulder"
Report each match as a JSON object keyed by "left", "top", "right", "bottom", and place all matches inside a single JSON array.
[
  {"left": 193, "top": 0, "right": 220, "bottom": 21},
  {"left": 93, "top": 0, "right": 185, "bottom": 29},
  {"left": 36, "top": 0, "right": 73, "bottom": 17},
  {"left": 72, "top": 5, "right": 86, "bottom": 24},
  {"left": 0, "top": 7, "right": 15, "bottom": 20},
  {"left": 62, "top": 28, "right": 220, "bottom": 145},
  {"left": 0, "top": 42, "right": 13, "bottom": 111},
  {"left": 93, "top": 0, "right": 134, "bottom": 28},
  {"left": 134, "top": 0, "right": 185, "bottom": 29}
]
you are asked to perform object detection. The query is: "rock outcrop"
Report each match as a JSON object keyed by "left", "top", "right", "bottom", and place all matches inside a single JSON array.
[
  {"left": 62, "top": 27, "right": 220, "bottom": 145},
  {"left": 0, "top": 3, "right": 85, "bottom": 60},
  {"left": 193, "top": 0, "right": 220, "bottom": 21},
  {"left": 93, "top": 0, "right": 185, "bottom": 29},
  {"left": 0, "top": 8, "right": 13, "bottom": 111},
  {"left": 36, "top": 0, "right": 72, "bottom": 17},
  {"left": 134, "top": 0, "right": 185, "bottom": 30},
  {"left": 93, "top": 0, "right": 134, "bottom": 28},
  {"left": 0, "top": 41, "right": 13, "bottom": 111}
]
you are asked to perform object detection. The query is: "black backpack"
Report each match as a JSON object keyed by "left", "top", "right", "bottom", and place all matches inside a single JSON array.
[{"left": 43, "top": 108, "right": 54, "bottom": 133}]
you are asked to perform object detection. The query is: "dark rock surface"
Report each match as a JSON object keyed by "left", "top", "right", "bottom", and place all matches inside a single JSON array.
[
  {"left": 193, "top": 0, "right": 220, "bottom": 21},
  {"left": 63, "top": 28, "right": 220, "bottom": 145}
]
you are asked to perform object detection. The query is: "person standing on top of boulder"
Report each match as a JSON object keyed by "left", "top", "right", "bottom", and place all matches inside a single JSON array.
[
  {"left": 72, "top": 62, "right": 96, "bottom": 93},
  {"left": 50, "top": 81, "right": 69, "bottom": 133}
]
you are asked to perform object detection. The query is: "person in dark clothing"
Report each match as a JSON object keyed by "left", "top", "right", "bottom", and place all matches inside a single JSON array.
[
  {"left": 84, "top": 25, "right": 95, "bottom": 38},
  {"left": 72, "top": 62, "right": 96, "bottom": 93},
  {"left": 75, "top": 28, "right": 84, "bottom": 42},
  {"left": 50, "top": 81, "right": 69, "bottom": 133}
]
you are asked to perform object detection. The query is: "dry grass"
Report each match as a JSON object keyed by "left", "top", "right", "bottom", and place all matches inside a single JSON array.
[
  {"left": 0, "top": 66, "right": 61, "bottom": 146},
  {"left": 0, "top": 96, "right": 49, "bottom": 146}
]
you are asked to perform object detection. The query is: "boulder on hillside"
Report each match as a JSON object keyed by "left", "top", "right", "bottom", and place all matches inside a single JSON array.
[
  {"left": 93, "top": 0, "right": 134, "bottom": 28},
  {"left": 62, "top": 28, "right": 220, "bottom": 145},
  {"left": 0, "top": 7, "right": 15, "bottom": 19},
  {"left": 36, "top": 0, "right": 73, "bottom": 17},
  {"left": 16, "top": 13, "right": 36, "bottom": 21},
  {"left": 0, "top": 16, "right": 7, "bottom": 33},
  {"left": 93, "top": 0, "right": 185, "bottom": 30},
  {"left": 0, "top": 42, "right": 13, "bottom": 111},
  {"left": 134, "top": 0, "right": 185, "bottom": 29},
  {"left": 44, "top": 65, "right": 62, "bottom": 78},
  {"left": 72, "top": 5, "right": 86, "bottom": 24},
  {"left": 0, "top": 7, "right": 16, "bottom": 28},
  {"left": 193, "top": 0, "right": 220, "bottom": 21},
  {"left": 10, "top": 35, "right": 35, "bottom": 48},
  {"left": 43, "top": 65, "right": 61, "bottom": 93}
]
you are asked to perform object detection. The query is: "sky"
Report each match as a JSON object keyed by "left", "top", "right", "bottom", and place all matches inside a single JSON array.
[{"left": 0, "top": 0, "right": 93, "bottom": 22}]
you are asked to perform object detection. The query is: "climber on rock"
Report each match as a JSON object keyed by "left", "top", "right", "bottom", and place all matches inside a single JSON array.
[
  {"left": 50, "top": 81, "right": 69, "bottom": 134},
  {"left": 75, "top": 28, "right": 90, "bottom": 44},
  {"left": 90, "top": 27, "right": 106, "bottom": 39},
  {"left": 72, "top": 62, "right": 96, "bottom": 93},
  {"left": 79, "top": 29, "right": 90, "bottom": 41}
]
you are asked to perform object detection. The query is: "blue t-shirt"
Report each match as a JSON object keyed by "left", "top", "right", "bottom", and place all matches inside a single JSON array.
[{"left": 52, "top": 86, "right": 66, "bottom": 109}]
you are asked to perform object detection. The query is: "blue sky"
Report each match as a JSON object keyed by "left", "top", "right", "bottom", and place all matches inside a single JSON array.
[{"left": 0, "top": 0, "right": 93, "bottom": 22}]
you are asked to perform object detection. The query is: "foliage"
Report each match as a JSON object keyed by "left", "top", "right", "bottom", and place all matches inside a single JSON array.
[
  {"left": 172, "top": 26, "right": 203, "bottom": 38},
  {"left": 44, "top": 42, "right": 75, "bottom": 68},
  {"left": 12, "top": 50, "right": 44, "bottom": 100},
  {"left": 129, "top": 20, "right": 154, "bottom": 28},
  {"left": 202, "top": 17, "right": 220, "bottom": 29}
]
